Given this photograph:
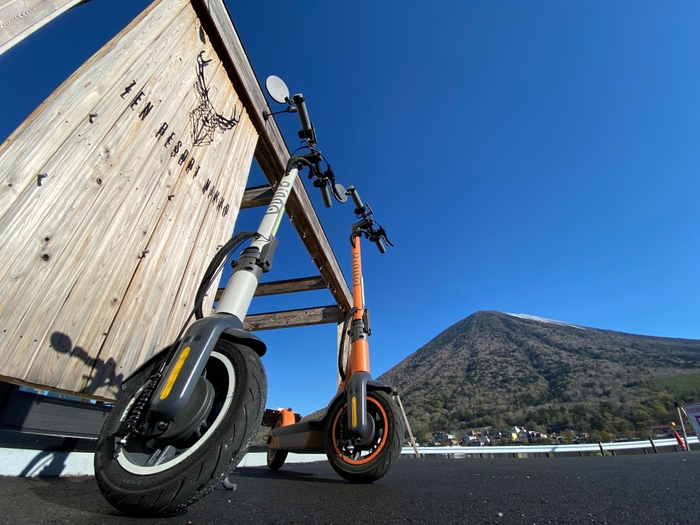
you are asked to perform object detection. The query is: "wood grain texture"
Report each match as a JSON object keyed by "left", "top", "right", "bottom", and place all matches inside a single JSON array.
[
  {"left": 0, "top": 0, "right": 84, "bottom": 56},
  {"left": 240, "top": 184, "right": 273, "bottom": 209},
  {"left": 337, "top": 320, "right": 350, "bottom": 387},
  {"left": 0, "top": 0, "right": 258, "bottom": 399},
  {"left": 0, "top": 1, "right": 197, "bottom": 383},
  {"left": 193, "top": 0, "right": 352, "bottom": 314},
  {"left": 215, "top": 275, "right": 327, "bottom": 301},
  {"left": 243, "top": 305, "right": 344, "bottom": 331}
]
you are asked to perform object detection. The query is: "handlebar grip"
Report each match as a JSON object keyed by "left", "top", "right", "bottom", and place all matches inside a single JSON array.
[
  {"left": 293, "top": 94, "right": 312, "bottom": 132},
  {"left": 320, "top": 182, "right": 332, "bottom": 208},
  {"left": 375, "top": 238, "right": 386, "bottom": 254},
  {"left": 347, "top": 186, "right": 364, "bottom": 212}
]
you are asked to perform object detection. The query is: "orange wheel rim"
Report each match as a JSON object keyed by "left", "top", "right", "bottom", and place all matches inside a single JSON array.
[{"left": 332, "top": 396, "right": 388, "bottom": 465}]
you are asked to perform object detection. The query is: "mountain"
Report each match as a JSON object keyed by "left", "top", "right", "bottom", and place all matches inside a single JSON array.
[{"left": 378, "top": 311, "right": 700, "bottom": 438}]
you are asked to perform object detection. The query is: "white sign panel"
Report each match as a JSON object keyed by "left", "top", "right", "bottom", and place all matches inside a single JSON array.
[{"left": 683, "top": 403, "right": 700, "bottom": 438}]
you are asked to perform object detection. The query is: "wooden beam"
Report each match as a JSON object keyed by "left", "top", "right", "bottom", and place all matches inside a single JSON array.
[
  {"left": 243, "top": 305, "right": 344, "bottom": 331},
  {"left": 214, "top": 275, "right": 327, "bottom": 301},
  {"left": 194, "top": 0, "right": 353, "bottom": 314},
  {"left": 240, "top": 184, "right": 273, "bottom": 209},
  {"left": 0, "top": 0, "right": 84, "bottom": 56}
]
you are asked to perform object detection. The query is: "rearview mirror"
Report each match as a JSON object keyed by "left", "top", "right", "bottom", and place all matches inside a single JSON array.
[
  {"left": 265, "top": 75, "right": 290, "bottom": 105},
  {"left": 334, "top": 184, "right": 348, "bottom": 203}
]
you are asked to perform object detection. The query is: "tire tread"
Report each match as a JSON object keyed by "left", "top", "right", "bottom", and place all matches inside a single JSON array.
[{"left": 95, "top": 342, "right": 266, "bottom": 516}]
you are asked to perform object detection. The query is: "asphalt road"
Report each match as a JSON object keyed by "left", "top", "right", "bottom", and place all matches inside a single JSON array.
[{"left": 0, "top": 453, "right": 698, "bottom": 524}]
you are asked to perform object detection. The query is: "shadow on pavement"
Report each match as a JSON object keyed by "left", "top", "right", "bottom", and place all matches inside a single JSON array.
[
  {"left": 232, "top": 466, "right": 346, "bottom": 484},
  {"left": 28, "top": 476, "right": 122, "bottom": 516}
]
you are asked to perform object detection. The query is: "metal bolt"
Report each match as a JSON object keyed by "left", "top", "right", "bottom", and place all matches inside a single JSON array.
[{"left": 156, "top": 421, "right": 168, "bottom": 431}]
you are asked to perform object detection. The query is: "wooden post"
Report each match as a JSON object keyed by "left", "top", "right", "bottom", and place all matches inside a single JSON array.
[
  {"left": 677, "top": 404, "right": 691, "bottom": 452},
  {"left": 336, "top": 320, "right": 350, "bottom": 388},
  {"left": 648, "top": 437, "right": 658, "bottom": 454},
  {"left": 0, "top": 0, "right": 85, "bottom": 56},
  {"left": 395, "top": 393, "right": 420, "bottom": 459}
]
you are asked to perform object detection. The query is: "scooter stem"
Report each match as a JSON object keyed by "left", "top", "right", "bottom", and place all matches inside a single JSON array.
[
  {"left": 216, "top": 168, "right": 298, "bottom": 319},
  {"left": 347, "top": 238, "right": 369, "bottom": 377},
  {"left": 149, "top": 168, "right": 298, "bottom": 420},
  {"left": 345, "top": 236, "right": 373, "bottom": 443}
]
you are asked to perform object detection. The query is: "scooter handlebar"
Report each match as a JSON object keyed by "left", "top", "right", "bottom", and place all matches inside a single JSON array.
[
  {"left": 320, "top": 181, "right": 332, "bottom": 208},
  {"left": 293, "top": 94, "right": 313, "bottom": 134},
  {"left": 346, "top": 186, "right": 365, "bottom": 213},
  {"left": 374, "top": 237, "right": 387, "bottom": 254}
]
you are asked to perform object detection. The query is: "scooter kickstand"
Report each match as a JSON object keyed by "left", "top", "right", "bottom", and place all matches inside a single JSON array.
[{"left": 222, "top": 477, "right": 237, "bottom": 490}]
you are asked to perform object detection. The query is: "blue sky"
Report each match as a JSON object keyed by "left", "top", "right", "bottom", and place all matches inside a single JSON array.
[{"left": 1, "top": 1, "right": 698, "bottom": 415}]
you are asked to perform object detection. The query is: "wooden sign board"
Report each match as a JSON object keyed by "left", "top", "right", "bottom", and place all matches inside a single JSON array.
[
  {"left": 0, "top": 0, "right": 84, "bottom": 56},
  {"left": 0, "top": 0, "right": 258, "bottom": 399}
]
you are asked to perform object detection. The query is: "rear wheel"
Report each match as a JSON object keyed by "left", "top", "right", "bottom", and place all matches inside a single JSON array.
[
  {"left": 95, "top": 340, "right": 266, "bottom": 516},
  {"left": 266, "top": 414, "right": 289, "bottom": 470},
  {"left": 324, "top": 390, "right": 404, "bottom": 483}
]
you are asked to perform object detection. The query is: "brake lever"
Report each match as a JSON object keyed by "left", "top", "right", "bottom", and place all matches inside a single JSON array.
[{"left": 379, "top": 227, "right": 394, "bottom": 247}]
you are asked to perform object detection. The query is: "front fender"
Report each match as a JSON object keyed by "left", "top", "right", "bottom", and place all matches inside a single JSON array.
[
  {"left": 322, "top": 377, "right": 394, "bottom": 424},
  {"left": 123, "top": 321, "right": 266, "bottom": 388}
]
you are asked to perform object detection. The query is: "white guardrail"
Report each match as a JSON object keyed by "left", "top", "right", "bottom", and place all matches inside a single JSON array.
[
  {"left": 402, "top": 436, "right": 700, "bottom": 457},
  {"left": 2, "top": 437, "right": 697, "bottom": 477}
]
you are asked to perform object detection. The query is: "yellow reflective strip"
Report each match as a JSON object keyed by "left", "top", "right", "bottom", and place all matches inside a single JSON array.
[
  {"left": 271, "top": 206, "right": 285, "bottom": 236},
  {"left": 159, "top": 346, "right": 191, "bottom": 400},
  {"left": 351, "top": 396, "right": 357, "bottom": 428}
]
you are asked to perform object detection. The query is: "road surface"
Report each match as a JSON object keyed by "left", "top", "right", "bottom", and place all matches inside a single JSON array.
[{"left": 0, "top": 453, "right": 697, "bottom": 524}]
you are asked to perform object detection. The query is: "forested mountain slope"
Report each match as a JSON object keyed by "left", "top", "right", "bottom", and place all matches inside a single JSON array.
[{"left": 378, "top": 311, "right": 700, "bottom": 436}]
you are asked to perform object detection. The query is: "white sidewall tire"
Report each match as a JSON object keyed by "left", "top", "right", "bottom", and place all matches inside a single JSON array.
[{"left": 94, "top": 340, "right": 266, "bottom": 516}]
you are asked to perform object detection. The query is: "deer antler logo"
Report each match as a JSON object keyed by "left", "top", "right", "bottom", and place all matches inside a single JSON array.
[{"left": 190, "top": 51, "right": 240, "bottom": 147}]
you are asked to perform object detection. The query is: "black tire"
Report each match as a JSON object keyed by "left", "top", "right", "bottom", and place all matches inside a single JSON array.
[
  {"left": 94, "top": 340, "right": 266, "bottom": 516},
  {"left": 324, "top": 390, "right": 404, "bottom": 483},
  {"left": 266, "top": 414, "right": 288, "bottom": 470}
]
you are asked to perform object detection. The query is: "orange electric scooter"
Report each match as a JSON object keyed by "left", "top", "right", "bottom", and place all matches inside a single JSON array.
[{"left": 263, "top": 186, "right": 404, "bottom": 482}]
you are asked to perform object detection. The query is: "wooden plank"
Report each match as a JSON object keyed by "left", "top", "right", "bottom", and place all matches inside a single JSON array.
[
  {"left": 214, "top": 275, "right": 327, "bottom": 301},
  {"left": 243, "top": 305, "right": 344, "bottom": 331},
  {"left": 87, "top": 53, "right": 258, "bottom": 396},
  {"left": 0, "top": 0, "right": 200, "bottom": 392},
  {"left": 86, "top": 32, "right": 258, "bottom": 396},
  {"left": 193, "top": 0, "right": 352, "bottom": 314},
  {"left": 0, "top": 1, "right": 195, "bottom": 327},
  {"left": 240, "top": 184, "right": 273, "bottom": 209},
  {"left": 0, "top": 0, "right": 187, "bottom": 219},
  {"left": 58, "top": 40, "right": 229, "bottom": 394},
  {"left": 337, "top": 321, "right": 350, "bottom": 387},
  {"left": 92, "top": 78, "right": 258, "bottom": 395},
  {"left": 0, "top": 0, "right": 259, "bottom": 399},
  {"left": 0, "top": 0, "right": 84, "bottom": 56}
]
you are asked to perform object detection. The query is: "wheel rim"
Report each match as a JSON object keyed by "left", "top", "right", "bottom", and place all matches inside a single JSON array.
[
  {"left": 116, "top": 351, "right": 235, "bottom": 475},
  {"left": 331, "top": 396, "right": 388, "bottom": 465}
]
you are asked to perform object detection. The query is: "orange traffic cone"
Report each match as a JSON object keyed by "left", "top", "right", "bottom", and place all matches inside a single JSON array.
[{"left": 673, "top": 430, "right": 687, "bottom": 451}]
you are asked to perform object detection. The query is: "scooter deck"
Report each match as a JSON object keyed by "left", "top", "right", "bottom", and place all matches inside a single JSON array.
[{"left": 268, "top": 419, "right": 324, "bottom": 452}]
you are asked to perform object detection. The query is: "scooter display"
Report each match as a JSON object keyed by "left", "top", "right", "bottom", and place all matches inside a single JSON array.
[
  {"left": 94, "top": 76, "right": 350, "bottom": 516},
  {"left": 264, "top": 185, "right": 404, "bottom": 483}
]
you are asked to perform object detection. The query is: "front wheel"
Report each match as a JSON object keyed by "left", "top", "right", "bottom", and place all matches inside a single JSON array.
[
  {"left": 95, "top": 340, "right": 266, "bottom": 516},
  {"left": 324, "top": 390, "right": 404, "bottom": 483}
]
